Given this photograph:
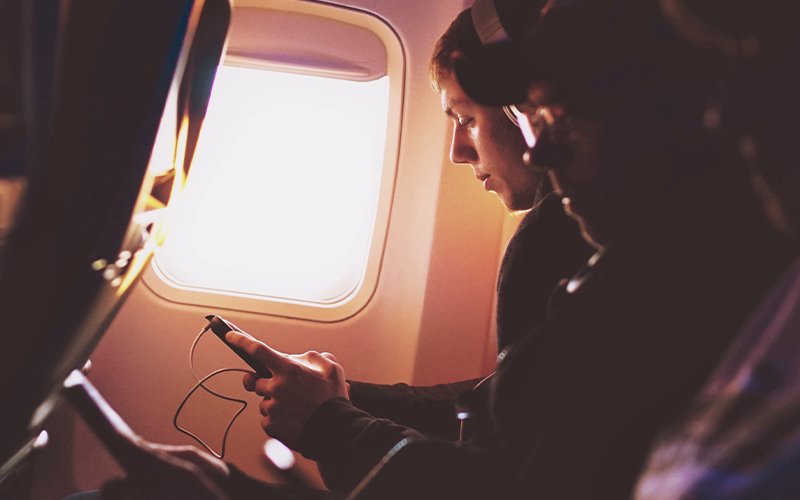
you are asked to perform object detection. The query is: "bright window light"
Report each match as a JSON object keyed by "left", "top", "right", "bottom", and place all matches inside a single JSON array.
[{"left": 155, "top": 65, "right": 390, "bottom": 304}]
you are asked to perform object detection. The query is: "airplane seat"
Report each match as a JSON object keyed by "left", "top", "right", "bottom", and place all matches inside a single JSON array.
[{"left": 0, "top": 0, "right": 230, "bottom": 496}]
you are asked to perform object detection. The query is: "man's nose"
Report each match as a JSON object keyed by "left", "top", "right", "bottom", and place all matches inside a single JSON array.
[{"left": 449, "top": 127, "right": 477, "bottom": 165}]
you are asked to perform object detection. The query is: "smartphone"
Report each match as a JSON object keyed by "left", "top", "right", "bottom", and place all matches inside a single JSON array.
[{"left": 204, "top": 315, "right": 273, "bottom": 378}]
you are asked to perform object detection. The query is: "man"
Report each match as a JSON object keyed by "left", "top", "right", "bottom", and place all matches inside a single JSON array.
[
  {"left": 242, "top": 8, "right": 592, "bottom": 492},
  {"left": 432, "top": 9, "right": 593, "bottom": 352}
]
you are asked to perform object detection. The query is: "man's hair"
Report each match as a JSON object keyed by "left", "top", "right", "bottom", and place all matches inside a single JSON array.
[{"left": 429, "top": 9, "right": 483, "bottom": 93}]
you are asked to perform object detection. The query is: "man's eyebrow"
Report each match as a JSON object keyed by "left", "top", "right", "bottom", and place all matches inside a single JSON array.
[{"left": 444, "top": 98, "right": 470, "bottom": 119}]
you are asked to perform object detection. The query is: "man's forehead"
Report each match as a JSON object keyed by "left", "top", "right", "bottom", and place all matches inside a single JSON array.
[
  {"left": 443, "top": 98, "right": 471, "bottom": 118},
  {"left": 440, "top": 76, "right": 473, "bottom": 116}
]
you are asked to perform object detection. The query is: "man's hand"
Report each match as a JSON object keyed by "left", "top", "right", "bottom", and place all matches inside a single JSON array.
[{"left": 226, "top": 332, "right": 349, "bottom": 449}]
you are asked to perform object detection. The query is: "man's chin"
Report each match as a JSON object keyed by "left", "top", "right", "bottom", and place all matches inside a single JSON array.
[{"left": 497, "top": 193, "right": 536, "bottom": 213}]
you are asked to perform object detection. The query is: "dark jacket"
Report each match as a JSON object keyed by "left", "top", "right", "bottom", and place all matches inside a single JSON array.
[
  {"left": 495, "top": 192, "right": 595, "bottom": 352},
  {"left": 334, "top": 170, "right": 797, "bottom": 500},
  {"left": 296, "top": 193, "right": 592, "bottom": 492},
  {"left": 634, "top": 257, "right": 800, "bottom": 500}
]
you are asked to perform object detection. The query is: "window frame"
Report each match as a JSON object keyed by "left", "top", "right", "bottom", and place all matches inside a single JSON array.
[{"left": 141, "top": 0, "right": 404, "bottom": 322}]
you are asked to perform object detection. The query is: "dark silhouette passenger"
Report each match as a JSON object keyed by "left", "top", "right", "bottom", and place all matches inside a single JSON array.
[{"left": 635, "top": 1, "right": 800, "bottom": 498}]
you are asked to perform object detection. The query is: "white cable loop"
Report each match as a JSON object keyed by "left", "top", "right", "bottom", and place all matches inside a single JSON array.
[{"left": 173, "top": 326, "right": 252, "bottom": 459}]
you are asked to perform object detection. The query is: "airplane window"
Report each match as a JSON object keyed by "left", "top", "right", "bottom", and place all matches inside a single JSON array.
[
  {"left": 144, "top": 1, "right": 403, "bottom": 322},
  {"left": 155, "top": 65, "right": 389, "bottom": 303}
]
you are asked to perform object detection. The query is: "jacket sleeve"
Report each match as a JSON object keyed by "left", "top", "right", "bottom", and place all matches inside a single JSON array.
[
  {"left": 296, "top": 398, "right": 425, "bottom": 492},
  {"left": 296, "top": 380, "right": 483, "bottom": 491},
  {"left": 347, "top": 379, "right": 480, "bottom": 440}
]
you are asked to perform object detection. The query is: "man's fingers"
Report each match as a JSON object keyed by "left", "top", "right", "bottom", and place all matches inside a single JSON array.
[
  {"left": 259, "top": 398, "right": 273, "bottom": 416},
  {"left": 228, "top": 326, "right": 256, "bottom": 340},
  {"left": 253, "top": 378, "right": 274, "bottom": 398},
  {"left": 242, "top": 372, "right": 258, "bottom": 392},
  {"left": 225, "top": 331, "right": 285, "bottom": 370}
]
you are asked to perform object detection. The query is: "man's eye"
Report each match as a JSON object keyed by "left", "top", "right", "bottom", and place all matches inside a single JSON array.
[{"left": 458, "top": 117, "right": 474, "bottom": 128}]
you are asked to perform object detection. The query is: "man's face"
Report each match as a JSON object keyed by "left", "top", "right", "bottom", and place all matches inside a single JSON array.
[{"left": 439, "top": 74, "right": 540, "bottom": 212}]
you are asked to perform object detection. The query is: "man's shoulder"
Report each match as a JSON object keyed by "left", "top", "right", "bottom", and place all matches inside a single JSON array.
[
  {"left": 510, "top": 193, "right": 591, "bottom": 259},
  {"left": 517, "top": 192, "right": 577, "bottom": 233}
]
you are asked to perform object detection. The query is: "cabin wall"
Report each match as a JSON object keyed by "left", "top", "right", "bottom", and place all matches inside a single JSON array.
[{"left": 29, "top": 0, "right": 522, "bottom": 497}]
